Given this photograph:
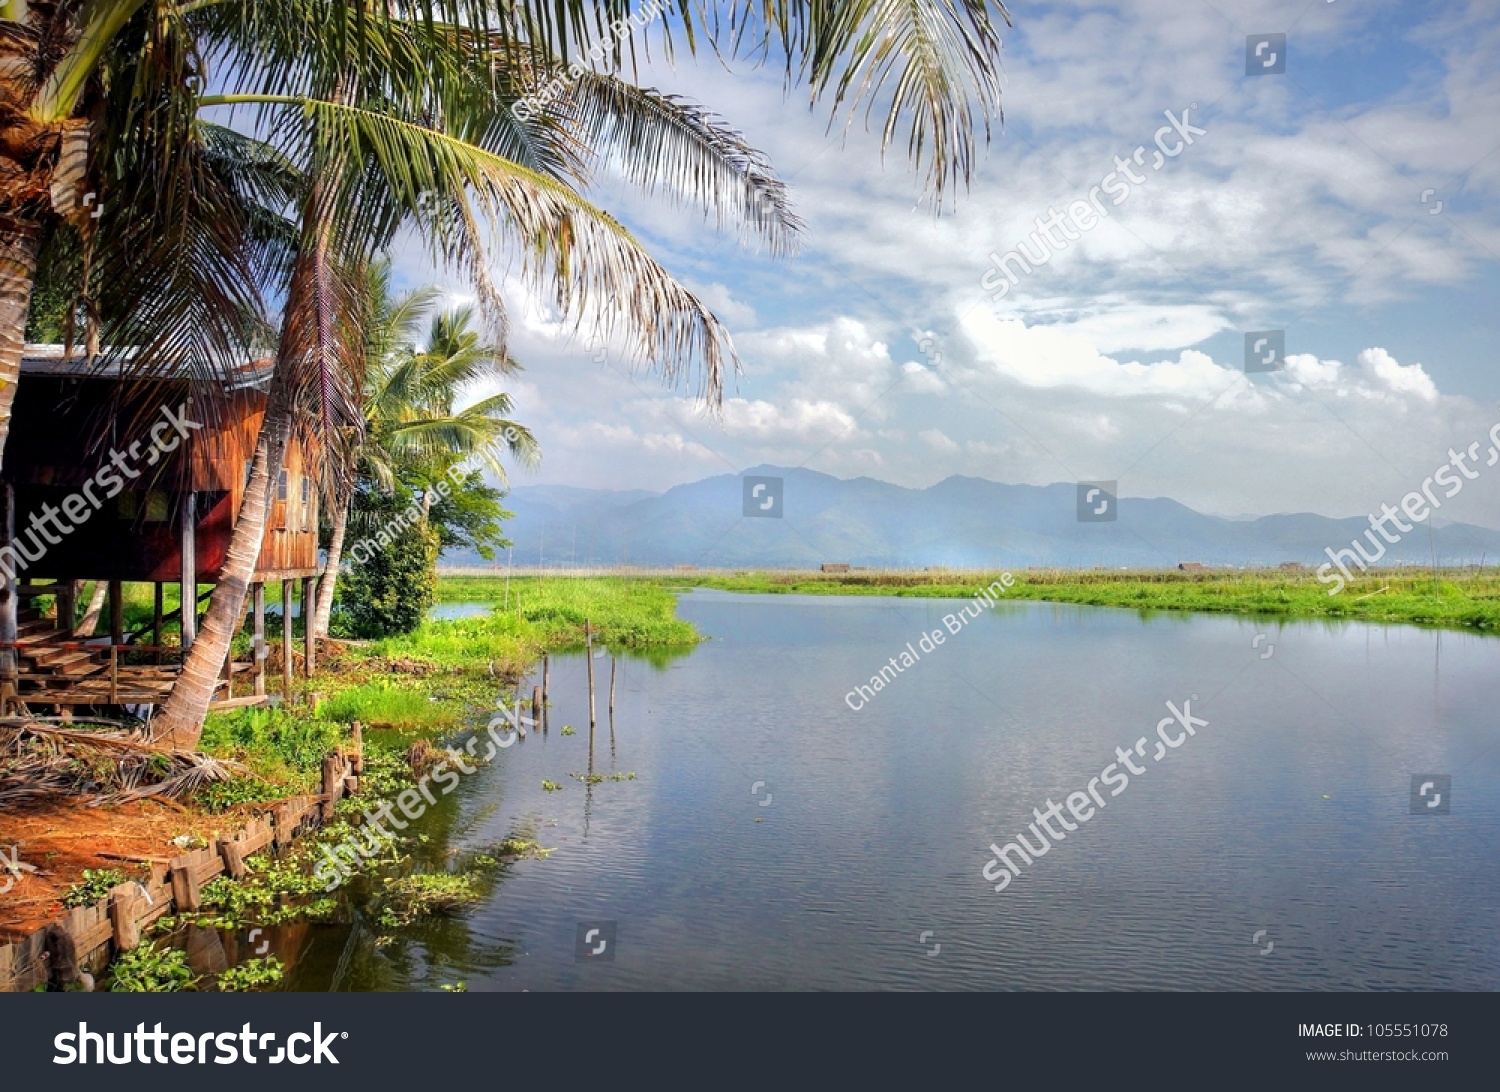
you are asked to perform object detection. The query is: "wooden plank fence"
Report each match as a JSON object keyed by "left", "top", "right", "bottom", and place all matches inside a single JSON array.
[{"left": 0, "top": 731, "right": 362, "bottom": 993}]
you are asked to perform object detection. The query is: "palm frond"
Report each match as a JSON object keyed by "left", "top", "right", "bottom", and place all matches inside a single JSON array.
[{"left": 557, "top": 71, "right": 801, "bottom": 255}]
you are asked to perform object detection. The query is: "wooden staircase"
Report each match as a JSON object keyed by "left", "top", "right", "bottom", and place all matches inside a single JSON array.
[{"left": 14, "top": 606, "right": 106, "bottom": 687}]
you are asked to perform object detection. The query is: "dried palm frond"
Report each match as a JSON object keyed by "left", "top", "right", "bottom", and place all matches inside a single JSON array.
[{"left": 0, "top": 723, "right": 245, "bottom": 807}]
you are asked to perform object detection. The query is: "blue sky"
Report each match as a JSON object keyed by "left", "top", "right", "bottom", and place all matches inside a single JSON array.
[{"left": 399, "top": 0, "right": 1500, "bottom": 528}]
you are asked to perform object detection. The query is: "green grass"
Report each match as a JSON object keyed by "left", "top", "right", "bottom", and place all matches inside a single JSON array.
[
  {"left": 380, "top": 576, "right": 700, "bottom": 675},
  {"left": 197, "top": 706, "right": 348, "bottom": 794},
  {"left": 317, "top": 681, "right": 464, "bottom": 731},
  {"left": 635, "top": 567, "right": 1500, "bottom": 632}
]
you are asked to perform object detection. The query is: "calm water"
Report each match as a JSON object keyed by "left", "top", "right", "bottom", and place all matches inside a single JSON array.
[{"left": 273, "top": 591, "right": 1500, "bottom": 991}]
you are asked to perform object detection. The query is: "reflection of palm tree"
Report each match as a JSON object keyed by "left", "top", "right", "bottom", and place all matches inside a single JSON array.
[{"left": 312, "top": 263, "right": 539, "bottom": 638}]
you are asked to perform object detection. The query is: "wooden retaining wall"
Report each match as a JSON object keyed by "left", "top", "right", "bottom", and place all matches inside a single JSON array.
[{"left": 0, "top": 728, "right": 362, "bottom": 993}]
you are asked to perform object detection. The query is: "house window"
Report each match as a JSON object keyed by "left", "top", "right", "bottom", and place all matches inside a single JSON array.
[
  {"left": 277, "top": 470, "right": 288, "bottom": 501},
  {"left": 145, "top": 491, "right": 168, "bottom": 522},
  {"left": 300, "top": 477, "right": 311, "bottom": 531},
  {"left": 117, "top": 492, "right": 139, "bottom": 520}
]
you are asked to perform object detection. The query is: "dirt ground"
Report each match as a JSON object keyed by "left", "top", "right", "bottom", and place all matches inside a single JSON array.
[{"left": 0, "top": 798, "right": 235, "bottom": 941}]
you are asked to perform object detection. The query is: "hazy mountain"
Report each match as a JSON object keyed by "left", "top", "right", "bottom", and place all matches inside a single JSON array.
[{"left": 441, "top": 467, "right": 1500, "bottom": 570}]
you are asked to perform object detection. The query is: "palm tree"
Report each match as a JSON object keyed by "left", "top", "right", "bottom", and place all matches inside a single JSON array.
[
  {"left": 311, "top": 263, "right": 539, "bottom": 639},
  {"left": 150, "top": 10, "right": 759, "bottom": 743},
  {"left": 126, "top": 0, "right": 1007, "bottom": 745}
]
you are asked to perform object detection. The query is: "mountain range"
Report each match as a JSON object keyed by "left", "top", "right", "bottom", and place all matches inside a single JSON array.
[{"left": 444, "top": 468, "right": 1500, "bottom": 570}]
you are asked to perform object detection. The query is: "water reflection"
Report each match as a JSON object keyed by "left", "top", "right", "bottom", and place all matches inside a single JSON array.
[{"left": 249, "top": 593, "right": 1500, "bottom": 990}]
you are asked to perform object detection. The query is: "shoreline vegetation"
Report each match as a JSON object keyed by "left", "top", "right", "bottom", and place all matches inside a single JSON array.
[
  {"left": 1, "top": 577, "right": 696, "bottom": 989},
  {"left": 440, "top": 568, "right": 1500, "bottom": 633}
]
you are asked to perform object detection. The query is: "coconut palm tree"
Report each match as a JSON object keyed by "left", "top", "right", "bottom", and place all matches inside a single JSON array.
[
  {"left": 150, "top": 13, "right": 769, "bottom": 744},
  {"left": 310, "top": 262, "right": 539, "bottom": 640},
  {"left": 115, "top": 0, "right": 1006, "bottom": 745}
]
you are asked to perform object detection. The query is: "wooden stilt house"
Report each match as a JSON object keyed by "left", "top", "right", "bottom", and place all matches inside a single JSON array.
[{"left": 0, "top": 346, "right": 323, "bottom": 713}]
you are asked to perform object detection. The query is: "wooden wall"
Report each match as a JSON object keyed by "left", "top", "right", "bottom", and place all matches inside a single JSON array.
[{"left": 2, "top": 375, "right": 319, "bottom": 582}]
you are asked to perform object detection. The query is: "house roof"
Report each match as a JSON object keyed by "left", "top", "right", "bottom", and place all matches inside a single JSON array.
[{"left": 21, "top": 344, "right": 274, "bottom": 388}]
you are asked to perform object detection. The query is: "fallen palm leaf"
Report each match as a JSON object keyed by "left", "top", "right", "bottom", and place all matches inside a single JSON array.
[{"left": 0, "top": 722, "right": 245, "bottom": 806}]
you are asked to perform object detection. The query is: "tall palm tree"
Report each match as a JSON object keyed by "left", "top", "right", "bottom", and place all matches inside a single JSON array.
[
  {"left": 127, "top": 0, "right": 1007, "bottom": 745},
  {"left": 151, "top": 9, "right": 766, "bottom": 744},
  {"left": 311, "top": 263, "right": 539, "bottom": 640}
]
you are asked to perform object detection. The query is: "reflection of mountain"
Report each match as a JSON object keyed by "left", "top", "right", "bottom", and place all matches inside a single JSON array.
[{"left": 444, "top": 467, "right": 1500, "bottom": 569}]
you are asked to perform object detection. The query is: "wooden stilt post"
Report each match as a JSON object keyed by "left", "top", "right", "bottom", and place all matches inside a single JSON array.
[
  {"left": 585, "top": 621, "right": 596, "bottom": 763},
  {"left": 585, "top": 622, "right": 596, "bottom": 731},
  {"left": 252, "top": 584, "right": 266, "bottom": 697},
  {"left": 58, "top": 580, "right": 76, "bottom": 636},
  {"left": 179, "top": 493, "right": 197, "bottom": 650},
  {"left": 302, "top": 576, "right": 316, "bottom": 678},
  {"left": 531, "top": 685, "right": 541, "bottom": 728},
  {"left": 541, "top": 655, "right": 550, "bottom": 731},
  {"left": 281, "top": 580, "right": 293, "bottom": 701},
  {"left": 152, "top": 583, "right": 163, "bottom": 663},
  {"left": 609, "top": 657, "right": 617, "bottom": 716},
  {"left": 108, "top": 580, "right": 123, "bottom": 646}
]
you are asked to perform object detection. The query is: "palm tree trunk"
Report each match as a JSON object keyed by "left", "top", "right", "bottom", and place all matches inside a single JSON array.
[
  {"left": 152, "top": 158, "right": 341, "bottom": 749},
  {"left": 0, "top": 216, "right": 41, "bottom": 475},
  {"left": 74, "top": 580, "right": 108, "bottom": 637},
  {"left": 151, "top": 372, "right": 291, "bottom": 748},
  {"left": 311, "top": 497, "right": 348, "bottom": 639}
]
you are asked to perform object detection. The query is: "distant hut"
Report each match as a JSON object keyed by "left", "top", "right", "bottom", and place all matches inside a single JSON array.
[
  {"left": 1177, "top": 562, "right": 1207, "bottom": 573},
  {"left": 0, "top": 347, "right": 322, "bottom": 711},
  {"left": 820, "top": 563, "right": 851, "bottom": 574}
]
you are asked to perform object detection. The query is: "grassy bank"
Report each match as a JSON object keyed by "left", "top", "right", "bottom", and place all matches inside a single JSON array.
[{"left": 438, "top": 569, "right": 1500, "bottom": 633}]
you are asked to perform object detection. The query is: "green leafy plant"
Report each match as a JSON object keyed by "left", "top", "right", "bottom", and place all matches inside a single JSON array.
[
  {"left": 376, "top": 873, "right": 481, "bottom": 928},
  {"left": 216, "top": 957, "right": 284, "bottom": 992},
  {"left": 61, "top": 869, "right": 129, "bottom": 908},
  {"left": 541, "top": 779, "right": 561, "bottom": 792},
  {"left": 108, "top": 945, "right": 196, "bottom": 993}
]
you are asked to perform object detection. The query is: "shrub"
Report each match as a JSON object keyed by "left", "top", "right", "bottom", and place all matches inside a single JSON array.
[{"left": 334, "top": 489, "right": 440, "bottom": 638}]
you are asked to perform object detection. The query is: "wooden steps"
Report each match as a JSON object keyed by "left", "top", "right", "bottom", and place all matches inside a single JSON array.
[
  {"left": 15, "top": 627, "right": 66, "bottom": 647},
  {"left": 34, "top": 651, "right": 103, "bottom": 676}
]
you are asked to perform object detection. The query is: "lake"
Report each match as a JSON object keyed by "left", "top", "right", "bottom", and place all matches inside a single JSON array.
[{"left": 281, "top": 590, "right": 1500, "bottom": 990}]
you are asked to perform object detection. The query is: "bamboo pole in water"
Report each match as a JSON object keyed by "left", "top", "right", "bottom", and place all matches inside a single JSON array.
[
  {"left": 609, "top": 657, "right": 616, "bottom": 716},
  {"left": 531, "top": 685, "right": 541, "bottom": 728},
  {"left": 585, "top": 622, "right": 596, "bottom": 764},
  {"left": 585, "top": 622, "right": 596, "bottom": 731},
  {"left": 542, "top": 655, "right": 550, "bottom": 731}
]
